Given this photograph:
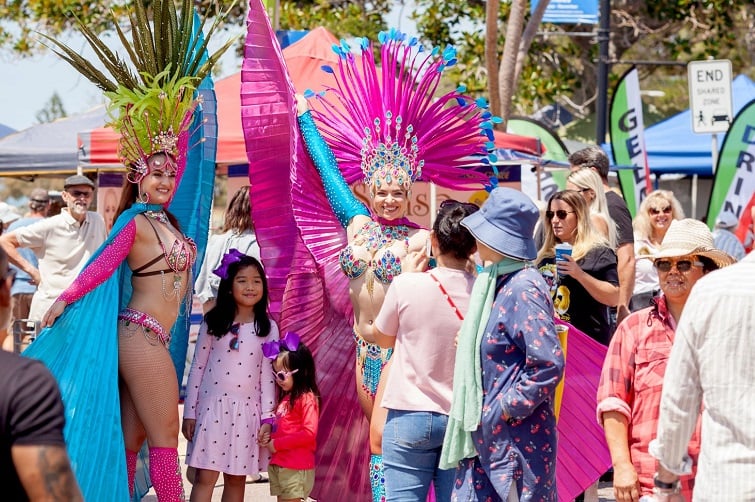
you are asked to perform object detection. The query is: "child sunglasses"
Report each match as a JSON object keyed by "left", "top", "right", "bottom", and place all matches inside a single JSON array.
[{"left": 275, "top": 369, "right": 299, "bottom": 381}]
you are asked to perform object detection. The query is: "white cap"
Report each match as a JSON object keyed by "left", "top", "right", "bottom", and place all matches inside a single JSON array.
[{"left": 715, "top": 211, "right": 739, "bottom": 229}]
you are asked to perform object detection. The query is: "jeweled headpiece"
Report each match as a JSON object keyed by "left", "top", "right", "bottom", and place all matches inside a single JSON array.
[
  {"left": 107, "top": 71, "right": 202, "bottom": 183},
  {"left": 39, "top": 0, "right": 235, "bottom": 184},
  {"left": 306, "top": 29, "right": 497, "bottom": 191}
]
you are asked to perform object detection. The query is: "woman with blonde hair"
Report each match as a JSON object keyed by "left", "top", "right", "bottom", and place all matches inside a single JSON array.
[
  {"left": 537, "top": 190, "right": 619, "bottom": 345},
  {"left": 630, "top": 190, "right": 684, "bottom": 311},
  {"left": 566, "top": 168, "right": 617, "bottom": 249}
]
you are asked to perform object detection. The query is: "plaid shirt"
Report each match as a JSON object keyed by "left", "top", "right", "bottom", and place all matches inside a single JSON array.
[{"left": 597, "top": 296, "right": 700, "bottom": 497}]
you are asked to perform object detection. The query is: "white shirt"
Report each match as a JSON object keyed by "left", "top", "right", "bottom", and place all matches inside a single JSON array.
[
  {"left": 14, "top": 209, "right": 106, "bottom": 321},
  {"left": 649, "top": 251, "right": 755, "bottom": 501},
  {"left": 194, "top": 230, "right": 261, "bottom": 303},
  {"left": 633, "top": 238, "right": 660, "bottom": 295}
]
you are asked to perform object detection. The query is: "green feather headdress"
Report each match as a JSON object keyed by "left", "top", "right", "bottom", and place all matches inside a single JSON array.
[{"left": 39, "top": 0, "right": 237, "bottom": 179}]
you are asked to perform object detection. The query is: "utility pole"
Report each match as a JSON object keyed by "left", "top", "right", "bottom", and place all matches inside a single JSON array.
[{"left": 595, "top": 0, "right": 610, "bottom": 145}]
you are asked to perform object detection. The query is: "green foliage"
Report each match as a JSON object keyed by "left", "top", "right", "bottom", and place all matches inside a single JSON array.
[
  {"left": 276, "top": 0, "right": 391, "bottom": 38},
  {"left": 2, "top": 0, "right": 752, "bottom": 127}
]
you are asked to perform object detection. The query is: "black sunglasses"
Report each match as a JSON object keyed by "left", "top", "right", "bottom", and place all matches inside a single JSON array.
[
  {"left": 546, "top": 209, "right": 575, "bottom": 220},
  {"left": 67, "top": 189, "right": 93, "bottom": 199},
  {"left": 649, "top": 206, "right": 672, "bottom": 216},
  {"left": 653, "top": 259, "right": 704, "bottom": 273},
  {"left": 229, "top": 323, "right": 241, "bottom": 351}
]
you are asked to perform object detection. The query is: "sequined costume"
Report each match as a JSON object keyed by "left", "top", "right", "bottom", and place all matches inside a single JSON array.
[
  {"left": 240, "top": 4, "right": 495, "bottom": 500},
  {"left": 23, "top": 202, "right": 199, "bottom": 500}
]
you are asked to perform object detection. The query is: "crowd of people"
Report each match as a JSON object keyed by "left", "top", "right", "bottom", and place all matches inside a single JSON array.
[{"left": 2, "top": 2, "right": 754, "bottom": 502}]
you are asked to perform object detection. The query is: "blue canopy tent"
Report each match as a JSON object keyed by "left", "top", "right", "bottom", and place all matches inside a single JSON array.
[
  {"left": 603, "top": 74, "right": 755, "bottom": 176},
  {"left": 0, "top": 124, "right": 15, "bottom": 139}
]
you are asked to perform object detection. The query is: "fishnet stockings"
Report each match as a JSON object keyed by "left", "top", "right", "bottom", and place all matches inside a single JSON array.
[{"left": 119, "top": 323, "right": 180, "bottom": 450}]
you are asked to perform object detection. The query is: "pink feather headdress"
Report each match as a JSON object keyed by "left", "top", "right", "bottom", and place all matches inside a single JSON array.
[{"left": 305, "top": 29, "right": 498, "bottom": 191}]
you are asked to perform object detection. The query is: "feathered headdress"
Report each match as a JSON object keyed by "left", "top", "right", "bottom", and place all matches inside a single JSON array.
[
  {"left": 39, "top": 0, "right": 236, "bottom": 182},
  {"left": 305, "top": 29, "right": 498, "bottom": 191}
]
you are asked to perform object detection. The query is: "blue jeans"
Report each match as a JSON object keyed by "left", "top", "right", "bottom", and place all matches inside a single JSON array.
[{"left": 382, "top": 409, "right": 454, "bottom": 502}]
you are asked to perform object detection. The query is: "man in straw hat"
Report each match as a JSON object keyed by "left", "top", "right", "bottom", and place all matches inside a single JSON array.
[
  {"left": 650, "top": 240, "right": 754, "bottom": 500},
  {"left": 597, "top": 219, "right": 735, "bottom": 501}
]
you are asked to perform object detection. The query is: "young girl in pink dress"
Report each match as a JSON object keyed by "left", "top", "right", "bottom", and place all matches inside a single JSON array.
[
  {"left": 259, "top": 334, "right": 321, "bottom": 502},
  {"left": 182, "top": 250, "right": 279, "bottom": 500}
]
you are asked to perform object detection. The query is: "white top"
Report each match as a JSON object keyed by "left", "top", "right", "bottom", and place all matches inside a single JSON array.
[
  {"left": 633, "top": 238, "right": 660, "bottom": 295},
  {"left": 194, "top": 230, "right": 261, "bottom": 303},
  {"left": 375, "top": 267, "right": 475, "bottom": 415},
  {"left": 649, "top": 251, "right": 755, "bottom": 500},
  {"left": 14, "top": 210, "right": 106, "bottom": 321}
]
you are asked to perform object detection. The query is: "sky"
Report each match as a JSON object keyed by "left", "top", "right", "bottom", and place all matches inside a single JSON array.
[
  {"left": 0, "top": 28, "right": 244, "bottom": 132},
  {"left": 0, "top": 5, "right": 418, "bottom": 133}
]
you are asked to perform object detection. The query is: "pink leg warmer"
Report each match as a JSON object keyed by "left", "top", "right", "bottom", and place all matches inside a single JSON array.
[
  {"left": 148, "top": 446, "right": 185, "bottom": 502},
  {"left": 126, "top": 449, "right": 138, "bottom": 497}
]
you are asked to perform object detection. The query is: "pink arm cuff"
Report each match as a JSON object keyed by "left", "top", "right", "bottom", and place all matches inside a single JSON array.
[
  {"left": 596, "top": 396, "right": 632, "bottom": 426},
  {"left": 57, "top": 220, "right": 135, "bottom": 305}
]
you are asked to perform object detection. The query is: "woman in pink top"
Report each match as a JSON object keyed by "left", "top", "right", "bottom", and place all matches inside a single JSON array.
[{"left": 374, "top": 200, "right": 479, "bottom": 501}]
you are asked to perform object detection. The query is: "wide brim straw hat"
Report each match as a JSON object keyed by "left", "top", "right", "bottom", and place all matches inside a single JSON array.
[
  {"left": 642, "top": 218, "right": 736, "bottom": 268},
  {"left": 461, "top": 187, "right": 539, "bottom": 261}
]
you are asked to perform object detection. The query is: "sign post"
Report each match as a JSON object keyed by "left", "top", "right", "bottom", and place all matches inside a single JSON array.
[
  {"left": 688, "top": 59, "right": 733, "bottom": 175},
  {"left": 688, "top": 59, "right": 733, "bottom": 134}
]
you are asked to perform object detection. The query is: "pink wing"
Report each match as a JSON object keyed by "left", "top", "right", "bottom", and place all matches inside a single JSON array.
[
  {"left": 556, "top": 322, "right": 612, "bottom": 499},
  {"left": 242, "top": 2, "right": 369, "bottom": 499}
]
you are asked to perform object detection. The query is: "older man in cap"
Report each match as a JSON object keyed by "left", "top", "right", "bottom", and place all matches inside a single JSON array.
[
  {"left": 0, "top": 175, "right": 106, "bottom": 325},
  {"left": 712, "top": 210, "right": 746, "bottom": 261},
  {"left": 597, "top": 219, "right": 735, "bottom": 501}
]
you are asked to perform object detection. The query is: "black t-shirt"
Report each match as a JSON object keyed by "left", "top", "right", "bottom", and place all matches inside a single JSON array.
[
  {"left": 0, "top": 351, "right": 66, "bottom": 501},
  {"left": 606, "top": 191, "right": 634, "bottom": 248},
  {"left": 537, "top": 246, "right": 619, "bottom": 345}
]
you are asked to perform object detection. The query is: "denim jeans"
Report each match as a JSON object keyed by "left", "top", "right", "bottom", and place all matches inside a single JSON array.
[{"left": 382, "top": 409, "right": 454, "bottom": 502}]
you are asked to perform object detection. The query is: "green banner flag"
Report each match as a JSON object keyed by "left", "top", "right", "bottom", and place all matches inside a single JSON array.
[
  {"left": 706, "top": 98, "right": 755, "bottom": 231},
  {"left": 610, "top": 67, "right": 651, "bottom": 217}
]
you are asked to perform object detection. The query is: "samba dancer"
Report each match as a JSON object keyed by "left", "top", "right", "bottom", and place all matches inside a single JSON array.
[
  {"left": 297, "top": 31, "right": 495, "bottom": 500},
  {"left": 23, "top": 1, "right": 233, "bottom": 499}
]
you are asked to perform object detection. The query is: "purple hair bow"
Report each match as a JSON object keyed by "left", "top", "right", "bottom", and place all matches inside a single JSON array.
[
  {"left": 262, "top": 332, "right": 301, "bottom": 359},
  {"left": 212, "top": 248, "right": 248, "bottom": 280}
]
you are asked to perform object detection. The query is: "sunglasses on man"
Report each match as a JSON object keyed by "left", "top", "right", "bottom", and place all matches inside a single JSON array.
[
  {"left": 653, "top": 258, "right": 704, "bottom": 273},
  {"left": 67, "top": 190, "right": 93, "bottom": 199}
]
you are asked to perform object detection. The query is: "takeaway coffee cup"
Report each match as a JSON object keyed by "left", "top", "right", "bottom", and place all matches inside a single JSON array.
[
  {"left": 554, "top": 243, "right": 573, "bottom": 279},
  {"left": 555, "top": 242, "right": 573, "bottom": 262}
]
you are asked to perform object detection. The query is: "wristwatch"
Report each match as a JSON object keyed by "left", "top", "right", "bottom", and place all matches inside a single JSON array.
[{"left": 653, "top": 473, "right": 680, "bottom": 491}]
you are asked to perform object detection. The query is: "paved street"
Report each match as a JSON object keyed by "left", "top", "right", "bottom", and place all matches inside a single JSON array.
[{"left": 142, "top": 407, "right": 616, "bottom": 501}]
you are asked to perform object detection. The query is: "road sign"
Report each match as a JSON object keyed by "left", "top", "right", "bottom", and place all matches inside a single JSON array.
[{"left": 688, "top": 59, "right": 733, "bottom": 134}]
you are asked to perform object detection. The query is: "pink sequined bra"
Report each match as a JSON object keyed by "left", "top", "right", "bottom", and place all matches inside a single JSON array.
[
  {"left": 338, "top": 221, "right": 409, "bottom": 284},
  {"left": 132, "top": 216, "right": 197, "bottom": 277}
]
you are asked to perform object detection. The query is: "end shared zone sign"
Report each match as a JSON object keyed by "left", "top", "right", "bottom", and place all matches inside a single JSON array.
[{"left": 688, "top": 59, "right": 733, "bottom": 135}]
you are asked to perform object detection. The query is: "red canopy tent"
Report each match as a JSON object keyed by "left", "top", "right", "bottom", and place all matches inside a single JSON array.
[{"left": 78, "top": 27, "right": 542, "bottom": 168}]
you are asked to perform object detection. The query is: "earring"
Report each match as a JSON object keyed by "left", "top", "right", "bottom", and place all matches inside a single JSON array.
[{"left": 137, "top": 189, "right": 150, "bottom": 203}]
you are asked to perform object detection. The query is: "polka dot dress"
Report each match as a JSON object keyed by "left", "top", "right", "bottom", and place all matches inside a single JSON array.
[{"left": 184, "top": 321, "right": 279, "bottom": 476}]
